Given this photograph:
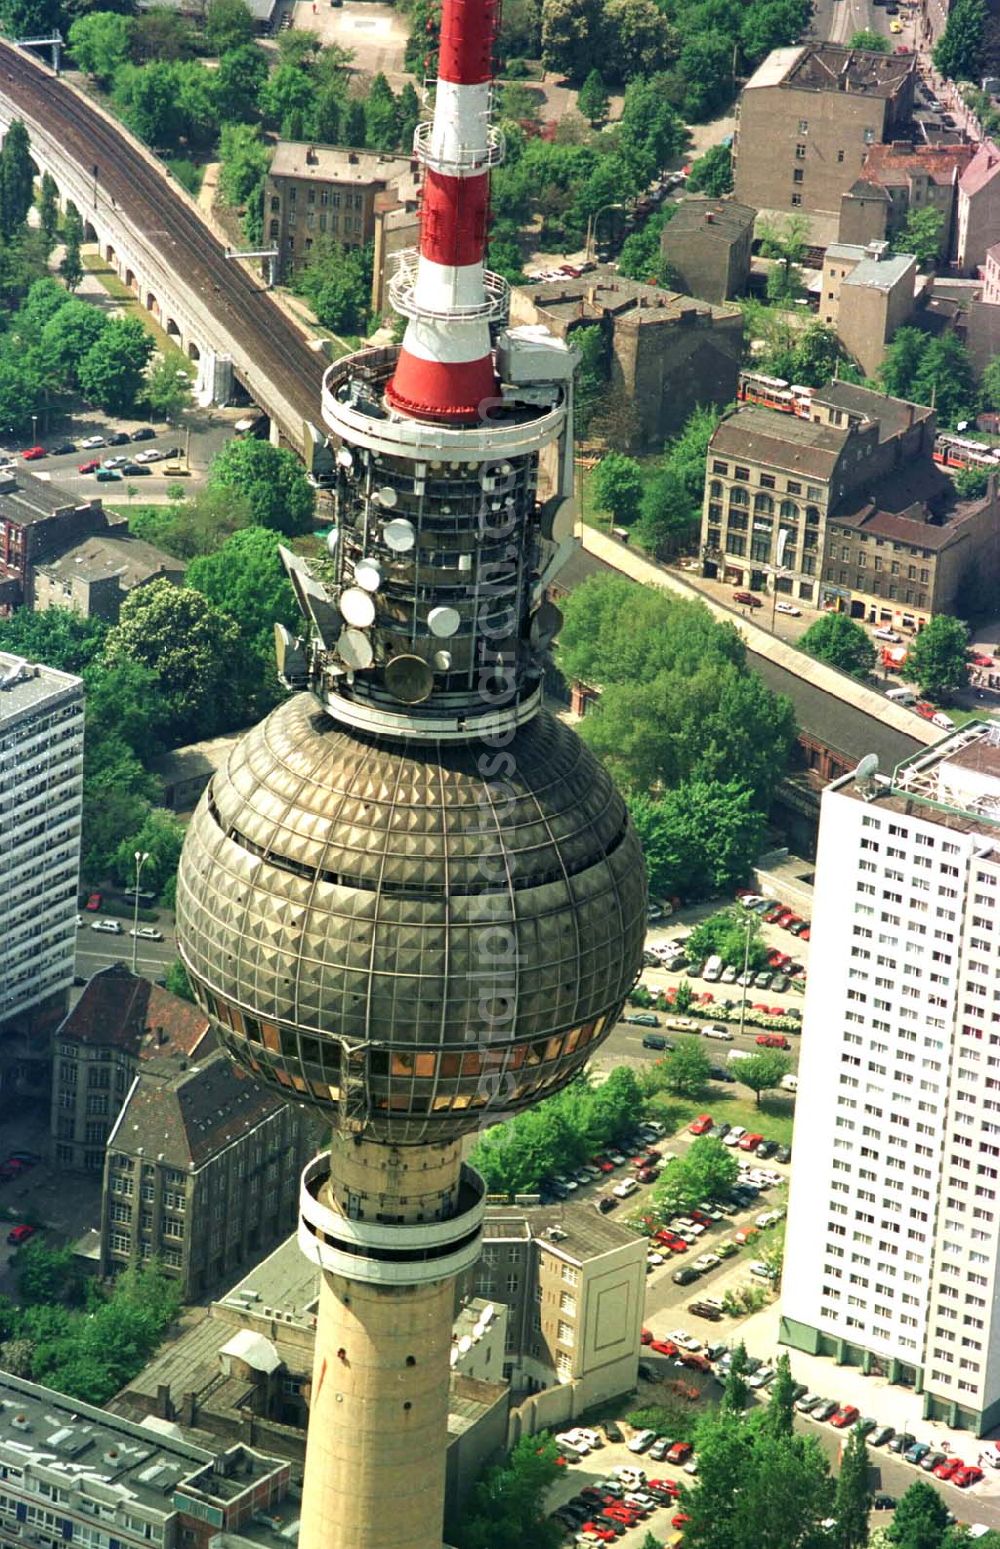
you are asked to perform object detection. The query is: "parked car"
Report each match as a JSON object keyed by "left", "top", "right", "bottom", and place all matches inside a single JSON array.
[
  {"left": 121, "top": 461, "right": 151, "bottom": 475},
  {"left": 796, "top": 1393, "right": 823, "bottom": 1414},
  {"left": 672, "top": 1267, "right": 700, "bottom": 1286},
  {"left": 131, "top": 426, "right": 157, "bottom": 440},
  {"left": 96, "top": 469, "right": 123, "bottom": 482},
  {"left": 79, "top": 434, "right": 106, "bottom": 449},
  {"left": 689, "top": 1114, "right": 713, "bottom": 1135},
  {"left": 888, "top": 1433, "right": 916, "bottom": 1455},
  {"left": 106, "top": 430, "right": 130, "bottom": 446},
  {"left": 739, "top": 1133, "right": 765, "bottom": 1151},
  {"left": 84, "top": 891, "right": 102, "bottom": 910},
  {"left": 756, "top": 1033, "right": 789, "bottom": 1049},
  {"left": 625, "top": 1012, "right": 660, "bottom": 1027},
  {"left": 812, "top": 1400, "right": 838, "bottom": 1422},
  {"left": 703, "top": 1024, "right": 734, "bottom": 1041},
  {"left": 775, "top": 601, "right": 801, "bottom": 616},
  {"left": 869, "top": 1426, "right": 895, "bottom": 1448},
  {"left": 103, "top": 455, "right": 129, "bottom": 469},
  {"left": 6, "top": 1224, "right": 35, "bottom": 1245},
  {"left": 830, "top": 1405, "right": 859, "bottom": 1429},
  {"left": 627, "top": 1430, "right": 657, "bottom": 1454},
  {"left": 666, "top": 1442, "right": 693, "bottom": 1465},
  {"left": 904, "top": 1442, "right": 931, "bottom": 1465},
  {"left": 48, "top": 440, "right": 76, "bottom": 455},
  {"left": 921, "top": 1453, "right": 948, "bottom": 1474},
  {"left": 933, "top": 1458, "right": 964, "bottom": 1482},
  {"left": 756, "top": 1139, "right": 779, "bottom": 1159},
  {"left": 955, "top": 1467, "right": 984, "bottom": 1488},
  {"left": 733, "top": 590, "right": 763, "bottom": 608},
  {"left": 91, "top": 918, "right": 123, "bottom": 934},
  {"left": 20, "top": 445, "right": 45, "bottom": 459}
]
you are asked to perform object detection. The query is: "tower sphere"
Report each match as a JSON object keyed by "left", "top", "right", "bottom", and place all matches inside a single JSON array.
[{"left": 177, "top": 693, "right": 646, "bottom": 1144}]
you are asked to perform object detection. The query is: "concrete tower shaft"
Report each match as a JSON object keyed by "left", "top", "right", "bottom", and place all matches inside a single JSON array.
[{"left": 386, "top": 0, "right": 506, "bottom": 422}]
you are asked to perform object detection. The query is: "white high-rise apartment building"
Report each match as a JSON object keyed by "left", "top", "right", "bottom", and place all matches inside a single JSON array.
[
  {"left": 782, "top": 721, "right": 1000, "bottom": 1435},
  {"left": 0, "top": 652, "right": 84, "bottom": 1047}
]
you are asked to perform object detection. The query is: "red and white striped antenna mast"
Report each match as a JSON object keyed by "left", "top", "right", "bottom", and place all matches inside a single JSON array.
[{"left": 385, "top": 0, "right": 508, "bottom": 423}]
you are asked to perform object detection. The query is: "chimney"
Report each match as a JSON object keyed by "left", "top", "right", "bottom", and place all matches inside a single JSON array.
[
  {"left": 306, "top": 146, "right": 318, "bottom": 165},
  {"left": 156, "top": 1383, "right": 172, "bottom": 1420},
  {"left": 181, "top": 1391, "right": 197, "bottom": 1428},
  {"left": 705, "top": 210, "right": 715, "bottom": 224}
]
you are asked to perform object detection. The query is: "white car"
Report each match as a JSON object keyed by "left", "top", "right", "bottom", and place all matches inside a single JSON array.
[
  {"left": 75, "top": 914, "right": 85, "bottom": 928},
  {"left": 613, "top": 1177, "right": 638, "bottom": 1199},
  {"left": 79, "top": 434, "right": 105, "bottom": 449},
  {"left": 130, "top": 926, "right": 163, "bottom": 940},
  {"left": 91, "top": 918, "right": 123, "bottom": 934},
  {"left": 647, "top": 1251, "right": 665, "bottom": 1266},
  {"left": 874, "top": 626, "right": 901, "bottom": 642},
  {"left": 749, "top": 1261, "right": 777, "bottom": 1281},
  {"left": 703, "top": 1023, "right": 734, "bottom": 1041},
  {"left": 627, "top": 1429, "right": 657, "bottom": 1454},
  {"left": 134, "top": 447, "right": 166, "bottom": 464},
  {"left": 932, "top": 712, "right": 954, "bottom": 730},
  {"left": 692, "top": 1252, "right": 721, "bottom": 1270},
  {"left": 725, "top": 1126, "right": 747, "bottom": 1146},
  {"left": 775, "top": 602, "right": 801, "bottom": 616},
  {"left": 103, "top": 455, "right": 128, "bottom": 469},
  {"left": 669, "top": 1329, "right": 701, "bottom": 1351},
  {"left": 739, "top": 894, "right": 766, "bottom": 908}
]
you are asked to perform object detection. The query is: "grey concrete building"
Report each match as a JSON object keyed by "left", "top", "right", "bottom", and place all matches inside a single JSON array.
[
  {"left": 51, "top": 963, "right": 211, "bottom": 1171},
  {"left": 819, "top": 241, "right": 917, "bottom": 375},
  {"left": 102, "top": 1044, "right": 314, "bottom": 1300},
  {"left": 510, "top": 272, "right": 743, "bottom": 450},
  {"left": 33, "top": 529, "right": 183, "bottom": 622},
  {"left": 660, "top": 196, "right": 756, "bottom": 303},
  {"left": 700, "top": 381, "right": 936, "bottom": 605},
  {"left": 733, "top": 45, "right": 917, "bottom": 243}
]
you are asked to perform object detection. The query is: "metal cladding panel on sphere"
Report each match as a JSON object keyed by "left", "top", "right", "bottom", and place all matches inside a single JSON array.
[{"left": 176, "top": 694, "right": 647, "bottom": 1143}]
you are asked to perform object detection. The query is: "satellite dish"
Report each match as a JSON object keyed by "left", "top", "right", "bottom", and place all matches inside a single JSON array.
[
  {"left": 432, "top": 649, "right": 452, "bottom": 671},
  {"left": 450, "top": 1348, "right": 458, "bottom": 1367},
  {"left": 376, "top": 486, "right": 398, "bottom": 508},
  {"left": 481, "top": 1304, "right": 494, "bottom": 1325},
  {"left": 326, "top": 528, "right": 339, "bottom": 554},
  {"left": 354, "top": 559, "right": 382, "bottom": 593},
  {"left": 384, "top": 517, "right": 415, "bottom": 553},
  {"left": 854, "top": 753, "right": 879, "bottom": 783},
  {"left": 385, "top": 654, "right": 434, "bottom": 704},
  {"left": 529, "top": 601, "right": 563, "bottom": 651},
  {"left": 336, "top": 447, "right": 353, "bottom": 469},
  {"left": 337, "top": 629, "right": 373, "bottom": 670},
  {"left": 428, "top": 605, "right": 461, "bottom": 639},
  {"left": 458, "top": 1335, "right": 472, "bottom": 1354},
  {"left": 340, "top": 587, "right": 375, "bottom": 628},
  {"left": 458, "top": 553, "right": 473, "bottom": 572}
]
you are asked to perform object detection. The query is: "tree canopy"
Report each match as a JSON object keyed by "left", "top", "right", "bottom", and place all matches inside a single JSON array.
[
  {"left": 933, "top": 0, "right": 986, "bottom": 81},
  {"left": 209, "top": 438, "right": 315, "bottom": 537},
  {"left": 799, "top": 613, "right": 876, "bottom": 679},
  {"left": 879, "top": 328, "right": 977, "bottom": 428},
  {"left": 686, "top": 907, "right": 770, "bottom": 972},
  {"left": 653, "top": 1136, "right": 739, "bottom": 1214},
  {"left": 903, "top": 615, "right": 969, "bottom": 701},
  {"left": 734, "top": 1049, "right": 792, "bottom": 1107},
  {"left": 469, "top": 1068, "right": 644, "bottom": 1194}
]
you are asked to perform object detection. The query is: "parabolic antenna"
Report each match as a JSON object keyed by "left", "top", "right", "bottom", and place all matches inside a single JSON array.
[
  {"left": 854, "top": 753, "right": 879, "bottom": 783},
  {"left": 385, "top": 654, "right": 434, "bottom": 704},
  {"left": 383, "top": 517, "right": 415, "bottom": 553},
  {"left": 428, "top": 605, "right": 461, "bottom": 639},
  {"left": 340, "top": 587, "right": 376, "bottom": 628},
  {"left": 529, "top": 601, "right": 563, "bottom": 651},
  {"left": 337, "top": 629, "right": 374, "bottom": 670},
  {"left": 355, "top": 559, "right": 382, "bottom": 593}
]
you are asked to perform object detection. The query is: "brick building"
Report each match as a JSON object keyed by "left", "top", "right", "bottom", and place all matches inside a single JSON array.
[
  {"left": 733, "top": 45, "right": 917, "bottom": 242},
  {"left": 264, "top": 143, "right": 415, "bottom": 280},
  {"left": 102, "top": 1045, "right": 313, "bottom": 1300},
  {"left": 0, "top": 1371, "right": 294, "bottom": 1549},
  {"left": 819, "top": 241, "right": 917, "bottom": 375},
  {"left": 371, "top": 171, "right": 422, "bottom": 316},
  {"left": 50, "top": 963, "right": 210, "bottom": 1171},
  {"left": 700, "top": 381, "right": 935, "bottom": 605},
  {"left": 0, "top": 471, "right": 107, "bottom": 614},
  {"left": 845, "top": 141, "right": 977, "bottom": 260},
  {"left": 659, "top": 196, "right": 756, "bottom": 303},
  {"left": 510, "top": 272, "right": 743, "bottom": 450}
]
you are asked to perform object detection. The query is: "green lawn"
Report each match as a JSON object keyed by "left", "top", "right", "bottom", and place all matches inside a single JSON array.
[
  {"left": 81, "top": 250, "right": 192, "bottom": 371},
  {"left": 647, "top": 1088, "right": 797, "bottom": 1147}
]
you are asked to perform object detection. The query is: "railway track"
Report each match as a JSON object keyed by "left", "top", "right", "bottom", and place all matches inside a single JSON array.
[{"left": 0, "top": 41, "right": 325, "bottom": 440}]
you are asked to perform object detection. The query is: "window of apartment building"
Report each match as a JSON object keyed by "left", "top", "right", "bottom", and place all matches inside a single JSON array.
[
  {"left": 837, "top": 149, "right": 845, "bottom": 162},
  {"left": 556, "top": 1350, "right": 572, "bottom": 1378},
  {"left": 562, "top": 1265, "right": 578, "bottom": 1285},
  {"left": 780, "top": 500, "right": 798, "bottom": 521},
  {"left": 307, "top": 189, "right": 315, "bottom": 204},
  {"left": 730, "top": 486, "right": 749, "bottom": 507},
  {"left": 320, "top": 189, "right": 329, "bottom": 206},
  {"left": 110, "top": 1231, "right": 130, "bottom": 1254},
  {"left": 712, "top": 460, "right": 728, "bottom": 475},
  {"left": 84, "top": 1122, "right": 105, "bottom": 1144},
  {"left": 560, "top": 1292, "right": 576, "bottom": 1315},
  {"left": 734, "top": 466, "right": 750, "bottom": 481},
  {"left": 798, "top": 119, "right": 808, "bottom": 133},
  {"left": 557, "top": 1320, "right": 574, "bottom": 1346},
  {"left": 791, "top": 193, "right": 802, "bottom": 206},
  {"left": 288, "top": 186, "right": 296, "bottom": 202},
  {"left": 84, "top": 1149, "right": 104, "bottom": 1170},
  {"left": 793, "top": 169, "right": 804, "bottom": 184},
  {"left": 270, "top": 195, "right": 279, "bottom": 212}
]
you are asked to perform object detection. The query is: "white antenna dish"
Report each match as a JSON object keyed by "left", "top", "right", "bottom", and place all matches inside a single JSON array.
[
  {"left": 433, "top": 649, "right": 452, "bottom": 671},
  {"left": 340, "top": 587, "right": 376, "bottom": 628},
  {"left": 376, "top": 486, "right": 398, "bottom": 508},
  {"left": 384, "top": 518, "right": 415, "bottom": 553},
  {"left": 326, "top": 528, "right": 339, "bottom": 554},
  {"left": 428, "top": 605, "right": 461, "bottom": 639},
  {"left": 336, "top": 448, "right": 353, "bottom": 469},
  {"left": 354, "top": 559, "right": 382, "bottom": 593},
  {"left": 337, "top": 629, "right": 373, "bottom": 670},
  {"left": 481, "top": 1303, "right": 494, "bottom": 1325},
  {"left": 450, "top": 1347, "right": 458, "bottom": 1367},
  {"left": 458, "top": 1335, "right": 472, "bottom": 1354},
  {"left": 854, "top": 753, "right": 879, "bottom": 784}
]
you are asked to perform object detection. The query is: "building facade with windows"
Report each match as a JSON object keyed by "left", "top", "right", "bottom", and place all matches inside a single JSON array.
[
  {"left": 263, "top": 143, "right": 415, "bottom": 280},
  {"left": 781, "top": 724, "right": 1000, "bottom": 1435},
  {"left": 699, "top": 382, "right": 936, "bottom": 604},
  {"left": 733, "top": 45, "right": 917, "bottom": 241},
  {"left": 51, "top": 963, "right": 211, "bottom": 1171},
  {"left": 101, "top": 1048, "right": 313, "bottom": 1300},
  {"left": 463, "top": 1203, "right": 646, "bottom": 1409},
  {"left": 0, "top": 652, "right": 84, "bottom": 1104}
]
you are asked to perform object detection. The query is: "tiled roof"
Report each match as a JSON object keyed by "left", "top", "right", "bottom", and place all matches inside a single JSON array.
[
  {"left": 813, "top": 381, "right": 932, "bottom": 442},
  {"left": 710, "top": 406, "right": 847, "bottom": 480},
  {"left": 116, "top": 1049, "right": 286, "bottom": 1168},
  {"left": 35, "top": 532, "right": 183, "bottom": 590},
  {"left": 665, "top": 196, "right": 757, "bottom": 240},
  {"left": 59, "top": 963, "right": 209, "bottom": 1058},
  {"left": 863, "top": 141, "right": 976, "bottom": 187},
  {"left": 959, "top": 143, "right": 1000, "bottom": 196}
]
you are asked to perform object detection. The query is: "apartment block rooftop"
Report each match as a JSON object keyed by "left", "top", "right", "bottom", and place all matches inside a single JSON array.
[
  {"left": 0, "top": 650, "right": 82, "bottom": 725},
  {"left": 782, "top": 42, "right": 915, "bottom": 96},
  {"left": 481, "top": 1198, "right": 642, "bottom": 1261},
  {"left": 0, "top": 469, "right": 102, "bottom": 527},
  {"left": 268, "top": 142, "right": 414, "bottom": 184},
  {"left": 840, "top": 720, "right": 1000, "bottom": 833}
]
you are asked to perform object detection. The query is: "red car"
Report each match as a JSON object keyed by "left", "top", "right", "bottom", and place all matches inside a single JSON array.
[
  {"left": 734, "top": 1226, "right": 758, "bottom": 1244},
  {"left": 768, "top": 950, "right": 792, "bottom": 969},
  {"left": 915, "top": 700, "right": 936, "bottom": 721},
  {"left": 6, "top": 1224, "right": 34, "bottom": 1245},
  {"left": 799, "top": 927, "right": 810, "bottom": 941},
  {"left": 756, "top": 1033, "right": 790, "bottom": 1049},
  {"left": 933, "top": 1457, "right": 963, "bottom": 1481},
  {"left": 581, "top": 1523, "right": 615, "bottom": 1542},
  {"left": 650, "top": 1339, "right": 679, "bottom": 1357},
  {"left": 782, "top": 915, "right": 803, "bottom": 931},
  {"left": 637, "top": 1166, "right": 658, "bottom": 1184},
  {"left": 955, "top": 1466, "right": 983, "bottom": 1488},
  {"left": 78, "top": 458, "right": 100, "bottom": 474},
  {"left": 641, "top": 1327, "right": 654, "bottom": 1345},
  {"left": 970, "top": 652, "right": 995, "bottom": 668},
  {"left": 666, "top": 1441, "right": 693, "bottom": 1465},
  {"left": 649, "top": 1479, "right": 681, "bottom": 1499},
  {"left": 21, "top": 445, "right": 45, "bottom": 460},
  {"left": 830, "top": 1405, "right": 859, "bottom": 1429},
  {"left": 672, "top": 1513, "right": 691, "bottom": 1530},
  {"left": 84, "top": 892, "right": 102, "bottom": 911},
  {"left": 762, "top": 905, "right": 786, "bottom": 923},
  {"left": 739, "top": 1132, "right": 764, "bottom": 1150},
  {"left": 733, "top": 590, "right": 762, "bottom": 608},
  {"left": 591, "top": 1155, "right": 615, "bottom": 1173},
  {"left": 657, "top": 1233, "right": 688, "bottom": 1254},
  {"left": 689, "top": 1114, "right": 713, "bottom": 1135},
  {"left": 774, "top": 910, "right": 796, "bottom": 927}
]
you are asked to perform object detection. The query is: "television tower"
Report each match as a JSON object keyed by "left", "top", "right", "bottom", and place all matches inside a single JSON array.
[{"left": 175, "top": 2, "right": 647, "bottom": 1545}]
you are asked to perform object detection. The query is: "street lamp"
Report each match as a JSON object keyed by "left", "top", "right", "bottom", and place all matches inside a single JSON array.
[
  {"left": 737, "top": 910, "right": 754, "bottom": 1043},
  {"left": 31, "top": 413, "right": 37, "bottom": 445},
  {"left": 131, "top": 850, "right": 150, "bottom": 974}
]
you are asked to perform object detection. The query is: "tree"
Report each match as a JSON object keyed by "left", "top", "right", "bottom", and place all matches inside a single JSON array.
[
  {"left": 686, "top": 908, "right": 769, "bottom": 973},
  {"left": 186, "top": 525, "right": 298, "bottom": 663},
  {"left": 113, "top": 61, "right": 185, "bottom": 147},
  {"left": 577, "top": 68, "right": 609, "bottom": 125},
  {"left": 164, "top": 958, "right": 195, "bottom": 1002},
  {"left": 632, "top": 465, "right": 697, "bottom": 556},
  {"left": 834, "top": 1424, "right": 872, "bottom": 1549},
  {"left": 627, "top": 783, "right": 765, "bottom": 901},
  {"left": 365, "top": 72, "right": 400, "bottom": 150},
  {"left": 848, "top": 28, "right": 889, "bottom": 50},
  {"left": 933, "top": 0, "right": 986, "bottom": 82},
  {"left": 758, "top": 1352, "right": 796, "bottom": 1437},
  {"left": 40, "top": 298, "right": 108, "bottom": 389},
  {"left": 0, "top": 120, "right": 34, "bottom": 241},
  {"left": 144, "top": 353, "right": 192, "bottom": 420},
  {"left": 541, "top": 0, "right": 606, "bottom": 80},
  {"left": 38, "top": 170, "right": 58, "bottom": 246},
  {"left": 617, "top": 207, "right": 678, "bottom": 289},
  {"left": 655, "top": 1136, "right": 738, "bottom": 1213},
  {"left": 893, "top": 205, "right": 945, "bottom": 269},
  {"left": 210, "top": 438, "right": 314, "bottom": 537},
  {"left": 687, "top": 143, "right": 734, "bottom": 198},
  {"left": 912, "top": 334, "right": 977, "bottom": 427},
  {"left": 205, "top": 0, "right": 254, "bottom": 53},
  {"left": 59, "top": 202, "right": 84, "bottom": 293},
  {"left": 103, "top": 578, "right": 242, "bottom": 742},
  {"left": 211, "top": 40, "right": 269, "bottom": 125},
  {"left": 980, "top": 353, "right": 1000, "bottom": 412},
  {"left": 0, "top": 604, "right": 107, "bottom": 672},
  {"left": 112, "top": 806, "right": 185, "bottom": 896},
  {"left": 454, "top": 1433, "right": 563, "bottom": 1549},
  {"left": 954, "top": 464, "right": 990, "bottom": 499},
  {"left": 889, "top": 1480, "right": 951, "bottom": 1549},
  {"left": 590, "top": 452, "right": 644, "bottom": 525},
  {"left": 15, "top": 1241, "right": 85, "bottom": 1307},
  {"left": 722, "top": 1341, "right": 750, "bottom": 1413},
  {"left": 603, "top": 0, "right": 674, "bottom": 79},
  {"left": 618, "top": 76, "right": 686, "bottom": 183},
  {"left": 292, "top": 241, "right": 371, "bottom": 334},
  {"left": 788, "top": 323, "right": 843, "bottom": 388},
  {"left": 879, "top": 326, "right": 927, "bottom": 400},
  {"left": 732, "top": 1050, "right": 792, "bottom": 1107},
  {"left": 660, "top": 1039, "right": 713, "bottom": 1099},
  {"left": 68, "top": 11, "right": 133, "bottom": 85},
  {"left": 78, "top": 316, "right": 154, "bottom": 413},
  {"left": 904, "top": 614, "right": 969, "bottom": 701},
  {"left": 131, "top": 7, "right": 196, "bottom": 62},
  {"left": 800, "top": 613, "right": 876, "bottom": 678}
]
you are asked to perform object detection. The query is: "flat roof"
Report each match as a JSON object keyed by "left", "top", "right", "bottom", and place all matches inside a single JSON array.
[
  {"left": 0, "top": 470, "right": 101, "bottom": 528},
  {"left": 843, "top": 252, "right": 916, "bottom": 291},
  {"left": 483, "top": 1199, "right": 643, "bottom": 1262},
  {"left": 837, "top": 720, "right": 1000, "bottom": 831},
  {"left": 269, "top": 142, "right": 413, "bottom": 184},
  {"left": 0, "top": 650, "right": 82, "bottom": 727}
]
